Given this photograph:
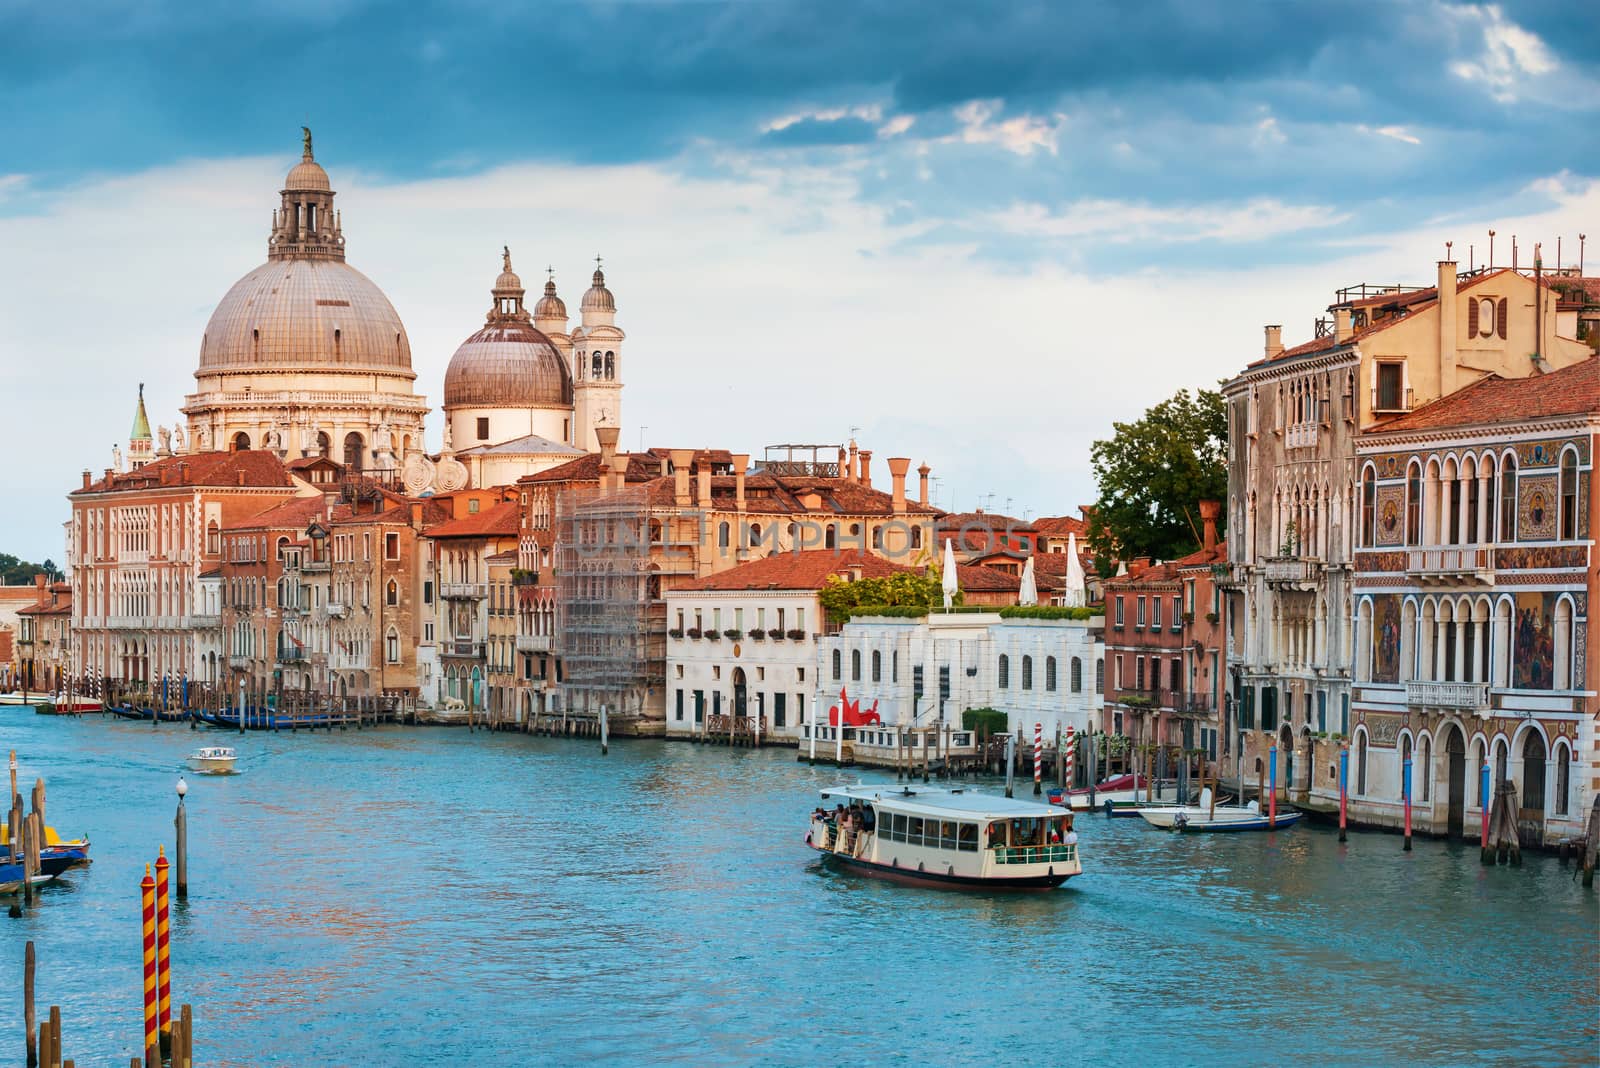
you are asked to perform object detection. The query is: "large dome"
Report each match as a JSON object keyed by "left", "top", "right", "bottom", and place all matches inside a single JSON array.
[
  {"left": 198, "top": 258, "right": 413, "bottom": 374},
  {"left": 444, "top": 320, "right": 572, "bottom": 408}
]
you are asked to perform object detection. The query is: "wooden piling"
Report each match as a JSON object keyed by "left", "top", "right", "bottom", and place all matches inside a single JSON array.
[
  {"left": 21, "top": 812, "right": 36, "bottom": 906},
  {"left": 180, "top": 1003, "right": 193, "bottom": 1068},
  {"left": 30, "top": 778, "right": 44, "bottom": 826},
  {"left": 48, "top": 1006, "right": 60, "bottom": 1068},
  {"left": 1582, "top": 795, "right": 1599, "bottom": 888},
  {"left": 25, "top": 940, "right": 37, "bottom": 1068}
]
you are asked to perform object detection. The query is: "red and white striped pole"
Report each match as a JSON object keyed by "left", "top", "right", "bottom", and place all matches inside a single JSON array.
[
  {"left": 1063, "top": 726, "right": 1076, "bottom": 788},
  {"left": 141, "top": 864, "right": 157, "bottom": 1067},
  {"left": 156, "top": 847, "right": 172, "bottom": 1050},
  {"left": 1033, "top": 722, "right": 1043, "bottom": 795}
]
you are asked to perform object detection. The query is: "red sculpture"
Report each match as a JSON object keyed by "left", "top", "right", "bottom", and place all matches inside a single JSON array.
[{"left": 828, "top": 687, "right": 881, "bottom": 726}]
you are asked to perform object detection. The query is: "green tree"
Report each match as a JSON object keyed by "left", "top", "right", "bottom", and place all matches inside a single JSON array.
[
  {"left": 1087, "top": 387, "right": 1227, "bottom": 562},
  {"left": 0, "top": 553, "right": 58, "bottom": 586},
  {"left": 818, "top": 570, "right": 950, "bottom": 619}
]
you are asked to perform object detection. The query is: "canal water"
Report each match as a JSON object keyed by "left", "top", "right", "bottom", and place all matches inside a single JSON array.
[{"left": 1, "top": 711, "right": 1595, "bottom": 1067}]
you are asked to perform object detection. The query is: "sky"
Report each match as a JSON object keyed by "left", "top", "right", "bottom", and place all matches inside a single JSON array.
[{"left": 1, "top": 0, "right": 1596, "bottom": 562}]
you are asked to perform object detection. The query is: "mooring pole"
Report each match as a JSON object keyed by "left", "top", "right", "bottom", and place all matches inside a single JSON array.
[
  {"left": 1338, "top": 746, "right": 1348, "bottom": 843},
  {"left": 1004, "top": 733, "right": 1015, "bottom": 799},
  {"left": 1479, "top": 761, "right": 1493, "bottom": 865},
  {"left": 600, "top": 704, "right": 609, "bottom": 756},
  {"left": 174, "top": 778, "right": 188, "bottom": 899},
  {"left": 1268, "top": 743, "right": 1277, "bottom": 828},
  {"left": 1402, "top": 754, "right": 1413, "bottom": 852}
]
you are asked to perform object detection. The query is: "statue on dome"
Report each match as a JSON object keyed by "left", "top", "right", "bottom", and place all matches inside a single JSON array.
[
  {"left": 157, "top": 425, "right": 172, "bottom": 454},
  {"left": 112, "top": 444, "right": 122, "bottom": 472},
  {"left": 172, "top": 424, "right": 185, "bottom": 453},
  {"left": 264, "top": 426, "right": 283, "bottom": 452},
  {"left": 195, "top": 423, "right": 211, "bottom": 452},
  {"left": 503, "top": 246, "right": 512, "bottom": 272},
  {"left": 302, "top": 126, "right": 313, "bottom": 158}
]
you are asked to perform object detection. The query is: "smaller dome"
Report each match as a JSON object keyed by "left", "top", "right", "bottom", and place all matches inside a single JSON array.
[
  {"left": 496, "top": 268, "right": 523, "bottom": 292},
  {"left": 534, "top": 279, "right": 567, "bottom": 320},
  {"left": 285, "top": 159, "right": 331, "bottom": 192},
  {"left": 582, "top": 268, "right": 615, "bottom": 312}
]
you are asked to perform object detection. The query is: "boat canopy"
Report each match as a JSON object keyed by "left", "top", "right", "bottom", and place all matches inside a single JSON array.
[{"left": 819, "top": 784, "right": 1063, "bottom": 821}]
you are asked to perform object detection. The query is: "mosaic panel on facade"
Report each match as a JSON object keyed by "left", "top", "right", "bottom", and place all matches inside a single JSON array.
[
  {"left": 1354, "top": 550, "right": 1408, "bottom": 574},
  {"left": 1374, "top": 484, "right": 1405, "bottom": 546},
  {"left": 1515, "top": 436, "right": 1589, "bottom": 468},
  {"left": 1494, "top": 544, "right": 1588, "bottom": 570},
  {"left": 1363, "top": 712, "right": 1403, "bottom": 748},
  {"left": 1513, "top": 591, "right": 1558, "bottom": 690},
  {"left": 1517, "top": 475, "right": 1558, "bottom": 541},
  {"left": 1370, "top": 593, "right": 1403, "bottom": 684},
  {"left": 1368, "top": 452, "right": 1409, "bottom": 480}
]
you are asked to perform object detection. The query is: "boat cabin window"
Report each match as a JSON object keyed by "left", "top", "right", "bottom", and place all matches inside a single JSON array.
[{"left": 882, "top": 813, "right": 979, "bottom": 851}]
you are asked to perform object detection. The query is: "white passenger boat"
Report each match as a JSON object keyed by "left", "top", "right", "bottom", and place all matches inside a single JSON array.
[
  {"left": 807, "top": 784, "right": 1082, "bottom": 890},
  {"left": 186, "top": 746, "right": 237, "bottom": 773},
  {"left": 1136, "top": 790, "right": 1303, "bottom": 832}
]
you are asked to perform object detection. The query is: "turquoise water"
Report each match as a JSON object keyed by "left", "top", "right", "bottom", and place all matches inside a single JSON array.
[{"left": 1, "top": 711, "right": 1595, "bottom": 1067}]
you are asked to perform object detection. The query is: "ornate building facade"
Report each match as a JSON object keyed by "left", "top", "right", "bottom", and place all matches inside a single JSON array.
[{"left": 182, "top": 130, "right": 428, "bottom": 472}]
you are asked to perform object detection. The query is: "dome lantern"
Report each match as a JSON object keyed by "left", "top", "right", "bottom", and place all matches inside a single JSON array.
[{"left": 269, "top": 127, "right": 344, "bottom": 263}]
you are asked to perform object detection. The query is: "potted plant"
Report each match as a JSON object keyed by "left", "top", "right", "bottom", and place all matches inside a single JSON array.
[
  {"left": 767, "top": 627, "right": 785, "bottom": 640},
  {"left": 786, "top": 628, "right": 806, "bottom": 640},
  {"left": 668, "top": 628, "right": 684, "bottom": 640},
  {"left": 686, "top": 627, "right": 703, "bottom": 639},
  {"left": 724, "top": 628, "right": 744, "bottom": 641},
  {"left": 1205, "top": 611, "right": 1220, "bottom": 624},
  {"left": 748, "top": 629, "right": 766, "bottom": 641},
  {"left": 704, "top": 628, "right": 722, "bottom": 640}
]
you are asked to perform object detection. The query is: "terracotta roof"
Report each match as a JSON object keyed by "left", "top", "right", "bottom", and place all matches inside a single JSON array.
[
  {"left": 938, "top": 511, "right": 1033, "bottom": 532},
  {"left": 1174, "top": 541, "right": 1228, "bottom": 570},
  {"left": 1367, "top": 356, "right": 1599, "bottom": 435},
  {"left": 485, "top": 549, "right": 519, "bottom": 564},
  {"left": 74, "top": 449, "right": 297, "bottom": 494},
  {"left": 678, "top": 549, "right": 916, "bottom": 592},
  {"left": 224, "top": 495, "right": 329, "bottom": 533},
  {"left": 424, "top": 500, "right": 521, "bottom": 539},
  {"left": 957, "top": 563, "right": 1021, "bottom": 593},
  {"left": 1033, "top": 515, "right": 1086, "bottom": 538},
  {"left": 517, "top": 452, "right": 664, "bottom": 486}
]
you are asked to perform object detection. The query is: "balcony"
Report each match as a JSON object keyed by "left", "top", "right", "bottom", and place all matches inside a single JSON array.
[
  {"left": 1262, "top": 557, "right": 1318, "bottom": 588},
  {"left": 442, "top": 640, "right": 484, "bottom": 659},
  {"left": 276, "top": 648, "right": 307, "bottom": 664},
  {"left": 300, "top": 558, "right": 330, "bottom": 573},
  {"left": 187, "top": 613, "right": 221, "bottom": 628},
  {"left": 1285, "top": 423, "right": 1320, "bottom": 450},
  {"left": 1405, "top": 679, "right": 1489, "bottom": 711},
  {"left": 516, "top": 634, "right": 553, "bottom": 654},
  {"left": 1371, "top": 386, "right": 1414, "bottom": 414},
  {"left": 1406, "top": 545, "right": 1495, "bottom": 585},
  {"left": 441, "top": 582, "right": 487, "bottom": 600},
  {"left": 228, "top": 655, "right": 253, "bottom": 670},
  {"left": 326, "top": 602, "right": 348, "bottom": 618}
]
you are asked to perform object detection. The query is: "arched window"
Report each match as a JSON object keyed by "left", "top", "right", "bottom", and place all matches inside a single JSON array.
[
  {"left": 1419, "top": 735, "right": 1431, "bottom": 802},
  {"left": 1361, "top": 467, "right": 1376, "bottom": 547},
  {"left": 386, "top": 580, "right": 398, "bottom": 607},
  {"left": 316, "top": 431, "right": 330, "bottom": 458},
  {"left": 748, "top": 523, "right": 761, "bottom": 547},
  {"left": 1500, "top": 456, "right": 1516, "bottom": 541},
  {"left": 851, "top": 649, "right": 861, "bottom": 682},
  {"left": 1405, "top": 462, "right": 1422, "bottom": 545},
  {"left": 592, "top": 352, "right": 603, "bottom": 378},
  {"left": 1522, "top": 732, "right": 1546, "bottom": 811},
  {"left": 824, "top": 525, "right": 837, "bottom": 550},
  {"left": 1555, "top": 743, "right": 1571, "bottom": 816},
  {"left": 1560, "top": 449, "right": 1579, "bottom": 540},
  {"left": 604, "top": 351, "right": 615, "bottom": 378},
  {"left": 1045, "top": 656, "right": 1057, "bottom": 692},
  {"left": 1400, "top": 733, "right": 1412, "bottom": 799},
  {"left": 343, "top": 431, "right": 364, "bottom": 472},
  {"left": 832, "top": 649, "right": 841, "bottom": 680},
  {"left": 1070, "top": 656, "right": 1082, "bottom": 693},
  {"left": 717, "top": 522, "right": 730, "bottom": 549},
  {"left": 232, "top": 431, "right": 251, "bottom": 452},
  {"left": 1021, "top": 655, "right": 1033, "bottom": 690},
  {"left": 872, "top": 526, "right": 883, "bottom": 550},
  {"left": 997, "top": 654, "right": 1010, "bottom": 689},
  {"left": 385, "top": 628, "right": 400, "bottom": 664},
  {"left": 871, "top": 650, "right": 881, "bottom": 683},
  {"left": 911, "top": 525, "right": 923, "bottom": 549}
]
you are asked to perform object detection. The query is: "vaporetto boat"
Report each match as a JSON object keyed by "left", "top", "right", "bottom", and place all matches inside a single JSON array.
[{"left": 807, "top": 784, "right": 1082, "bottom": 890}]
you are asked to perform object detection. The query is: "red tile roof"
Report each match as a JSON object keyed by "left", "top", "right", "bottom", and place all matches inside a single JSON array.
[
  {"left": 74, "top": 450, "right": 296, "bottom": 494},
  {"left": 1033, "top": 515, "right": 1086, "bottom": 538},
  {"left": 224, "top": 495, "right": 329, "bottom": 533},
  {"left": 1367, "top": 355, "right": 1599, "bottom": 435},
  {"left": 679, "top": 549, "right": 916, "bottom": 591},
  {"left": 957, "top": 563, "right": 1022, "bottom": 593},
  {"left": 424, "top": 500, "right": 522, "bottom": 539}
]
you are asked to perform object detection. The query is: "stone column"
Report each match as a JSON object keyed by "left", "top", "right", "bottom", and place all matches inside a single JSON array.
[
  {"left": 1452, "top": 617, "right": 1465, "bottom": 682},
  {"left": 1456, "top": 471, "right": 1470, "bottom": 545},
  {"left": 1477, "top": 471, "right": 1491, "bottom": 547},
  {"left": 1475, "top": 618, "right": 1488, "bottom": 683}
]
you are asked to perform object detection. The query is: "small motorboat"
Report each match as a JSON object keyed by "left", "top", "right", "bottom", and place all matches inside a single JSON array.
[
  {"left": 187, "top": 746, "right": 238, "bottom": 773},
  {"left": 1136, "top": 789, "right": 1303, "bottom": 832},
  {"left": 0, "top": 823, "right": 90, "bottom": 877},
  {"left": 0, "top": 861, "right": 57, "bottom": 895}
]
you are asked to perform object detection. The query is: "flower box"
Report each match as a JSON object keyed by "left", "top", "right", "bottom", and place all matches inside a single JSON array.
[
  {"left": 766, "top": 628, "right": 785, "bottom": 640},
  {"left": 785, "top": 629, "right": 807, "bottom": 640},
  {"left": 748, "top": 630, "right": 766, "bottom": 641},
  {"left": 723, "top": 629, "right": 744, "bottom": 641},
  {"left": 704, "top": 629, "right": 723, "bottom": 640},
  {"left": 686, "top": 627, "right": 703, "bottom": 639}
]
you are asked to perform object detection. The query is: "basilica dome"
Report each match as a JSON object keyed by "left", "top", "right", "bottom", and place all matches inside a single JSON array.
[
  {"left": 198, "top": 258, "right": 413, "bottom": 373},
  {"left": 443, "top": 249, "right": 573, "bottom": 409}
]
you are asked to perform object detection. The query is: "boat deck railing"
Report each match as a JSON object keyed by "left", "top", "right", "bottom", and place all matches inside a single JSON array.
[{"left": 994, "top": 844, "right": 1078, "bottom": 866}]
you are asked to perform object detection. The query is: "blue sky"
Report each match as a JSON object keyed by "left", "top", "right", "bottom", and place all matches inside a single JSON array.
[{"left": 1, "top": 1, "right": 1597, "bottom": 561}]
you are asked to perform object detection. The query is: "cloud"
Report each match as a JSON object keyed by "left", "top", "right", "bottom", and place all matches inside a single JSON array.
[
  {"left": 985, "top": 196, "right": 1348, "bottom": 244},
  {"left": 1358, "top": 124, "right": 1422, "bottom": 145},
  {"left": 1448, "top": 3, "right": 1558, "bottom": 101},
  {"left": 949, "top": 100, "right": 1062, "bottom": 156}
]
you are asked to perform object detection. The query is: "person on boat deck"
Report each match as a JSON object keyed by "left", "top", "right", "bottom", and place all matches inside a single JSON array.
[
  {"left": 987, "top": 821, "right": 1005, "bottom": 849},
  {"left": 861, "top": 806, "right": 876, "bottom": 832},
  {"left": 1063, "top": 824, "right": 1079, "bottom": 847}
]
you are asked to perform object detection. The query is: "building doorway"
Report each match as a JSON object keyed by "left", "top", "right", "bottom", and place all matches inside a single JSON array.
[
  {"left": 344, "top": 431, "right": 365, "bottom": 472},
  {"left": 1445, "top": 725, "right": 1465, "bottom": 838},
  {"left": 732, "top": 667, "right": 748, "bottom": 720},
  {"left": 1519, "top": 732, "right": 1546, "bottom": 844},
  {"left": 1279, "top": 724, "right": 1294, "bottom": 799}
]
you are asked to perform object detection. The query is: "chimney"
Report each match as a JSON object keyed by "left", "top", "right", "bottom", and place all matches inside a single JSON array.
[
  {"left": 837, "top": 446, "right": 848, "bottom": 480},
  {"left": 732, "top": 453, "right": 749, "bottom": 511},
  {"left": 670, "top": 449, "right": 694, "bottom": 507},
  {"left": 410, "top": 501, "right": 422, "bottom": 527},
  {"left": 238, "top": 471, "right": 246, "bottom": 487},
  {"left": 1437, "top": 259, "right": 1458, "bottom": 396},
  {"left": 595, "top": 426, "right": 621, "bottom": 491},
  {"left": 81, "top": 470, "right": 91, "bottom": 490},
  {"left": 1264, "top": 324, "right": 1283, "bottom": 359},
  {"left": 847, "top": 441, "right": 859, "bottom": 483},
  {"left": 887, "top": 457, "right": 911, "bottom": 514},
  {"left": 917, "top": 463, "right": 930, "bottom": 506},
  {"left": 858, "top": 449, "right": 873, "bottom": 488},
  {"left": 1199, "top": 499, "right": 1221, "bottom": 550},
  {"left": 1333, "top": 307, "right": 1352, "bottom": 344},
  {"left": 696, "top": 459, "right": 711, "bottom": 508},
  {"left": 34, "top": 573, "right": 46, "bottom": 591}
]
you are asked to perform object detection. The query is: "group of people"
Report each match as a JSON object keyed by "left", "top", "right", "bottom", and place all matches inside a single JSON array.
[
  {"left": 816, "top": 802, "right": 876, "bottom": 834},
  {"left": 987, "top": 815, "right": 1077, "bottom": 849}
]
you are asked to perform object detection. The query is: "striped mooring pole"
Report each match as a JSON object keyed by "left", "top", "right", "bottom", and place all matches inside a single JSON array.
[
  {"left": 1338, "top": 746, "right": 1349, "bottom": 842},
  {"left": 1268, "top": 744, "right": 1278, "bottom": 828},
  {"left": 1032, "top": 722, "right": 1043, "bottom": 795},
  {"left": 1063, "top": 726, "right": 1077, "bottom": 789},
  {"left": 156, "top": 847, "right": 173, "bottom": 1048},
  {"left": 140, "top": 864, "right": 158, "bottom": 1066},
  {"left": 1402, "top": 755, "right": 1413, "bottom": 852}
]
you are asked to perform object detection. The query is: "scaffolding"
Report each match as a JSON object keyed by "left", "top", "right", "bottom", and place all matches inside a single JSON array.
[{"left": 554, "top": 485, "right": 670, "bottom": 729}]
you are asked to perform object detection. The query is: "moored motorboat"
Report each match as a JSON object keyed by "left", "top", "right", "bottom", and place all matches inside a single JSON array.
[
  {"left": 807, "top": 783, "right": 1082, "bottom": 890},
  {"left": 1, "top": 823, "right": 91, "bottom": 877},
  {"left": 0, "top": 861, "right": 57, "bottom": 895},
  {"left": 187, "top": 746, "right": 238, "bottom": 773},
  {"left": 1136, "top": 789, "right": 1303, "bottom": 832}
]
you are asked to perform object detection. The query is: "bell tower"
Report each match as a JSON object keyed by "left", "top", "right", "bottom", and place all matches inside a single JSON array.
[{"left": 571, "top": 258, "right": 625, "bottom": 453}]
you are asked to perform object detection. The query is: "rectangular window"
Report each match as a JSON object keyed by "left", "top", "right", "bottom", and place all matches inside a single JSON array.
[
  {"left": 385, "top": 532, "right": 399, "bottom": 560},
  {"left": 1316, "top": 690, "right": 1327, "bottom": 733},
  {"left": 675, "top": 689, "right": 684, "bottom": 721},
  {"left": 1376, "top": 362, "right": 1404, "bottom": 411},
  {"left": 476, "top": 417, "right": 490, "bottom": 441},
  {"left": 423, "top": 581, "right": 433, "bottom": 605},
  {"left": 1136, "top": 597, "right": 1146, "bottom": 628},
  {"left": 773, "top": 692, "right": 786, "bottom": 728},
  {"left": 1115, "top": 596, "right": 1125, "bottom": 627},
  {"left": 734, "top": 607, "right": 744, "bottom": 631},
  {"left": 1136, "top": 656, "right": 1146, "bottom": 691},
  {"left": 796, "top": 607, "right": 805, "bottom": 632},
  {"left": 1152, "top": 598, "right": 1161, "bottom": 629},
  {"left": 1172, "top": 595, "right": 1182, "bottom": 629}
]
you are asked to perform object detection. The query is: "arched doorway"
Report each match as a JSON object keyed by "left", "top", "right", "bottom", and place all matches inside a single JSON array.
[
  {"left": 1444, "top": 725, "right": 1465, "bottom": 837},
  {"left": 344, "top": 431, "right": 364, "bottom": 472},
  {"left": 732, "top": 667, "right": 748, "bottom": 722},
  {"left": 231, "top": 431, "right": 251, "bottom": 452},
  {"left": 1279, "top": 724, "right": 1294, "bottom": 799},
  {"left": 1520, "top": 732, "right": 1546, "bottom": 839},
  {"left": 316, "top": 431, "right": 331, "bottom": 458}
]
